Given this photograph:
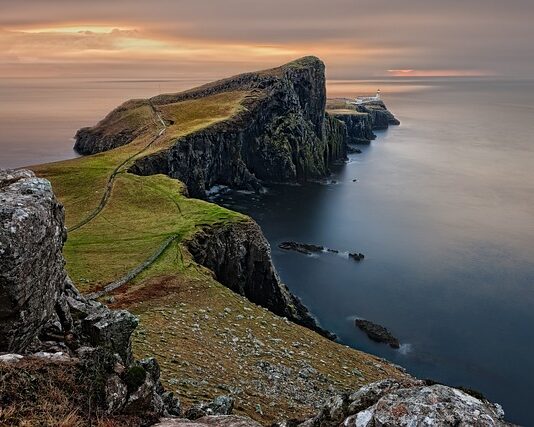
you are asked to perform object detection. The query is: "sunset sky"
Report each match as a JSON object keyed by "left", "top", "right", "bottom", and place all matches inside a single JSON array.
[{"left": 1, "top": 0, "right": 532, "bottom": 80}]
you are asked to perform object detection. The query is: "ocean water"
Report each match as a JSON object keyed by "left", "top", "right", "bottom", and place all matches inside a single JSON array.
[
  {"left": 2, "top": 77, "right": 533, "bottom": 424},
  {"left": 216, "top": 79, "right": 534, "bottom": 425}
]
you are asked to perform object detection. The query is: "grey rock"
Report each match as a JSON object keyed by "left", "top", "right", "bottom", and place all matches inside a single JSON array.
[
  {"left": 343, "top": 383, "right": 510, "bottom": 427},
  {"left": 162, "top": 390, "right": 182, "bottom": 416},
  {"left": 185, "top": 395, "right": 235, "bottom": 419},
  {"left": 0, "top": 169, "right": 66, "bottom": 352},
  {"left": 300, "top": 379, "right": 511, "bottom": 427},
  {"left": 105, "top": 374, "right": 128, "bottom": 413},
  {"left": 81, "top": 309, "right": 138, "bottom": 364},
  {"left": 123, "top": 371, "right": 164, "bottom": 415}
]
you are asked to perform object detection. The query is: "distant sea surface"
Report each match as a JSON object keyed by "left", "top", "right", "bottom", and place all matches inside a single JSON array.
[{"left": 2, "top": 77, "right": 533, "bottom": 424}]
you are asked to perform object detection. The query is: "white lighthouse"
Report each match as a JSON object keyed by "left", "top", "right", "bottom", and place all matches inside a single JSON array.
[{"left": 352, "top": 89, "right": 381, "bottom": 105}]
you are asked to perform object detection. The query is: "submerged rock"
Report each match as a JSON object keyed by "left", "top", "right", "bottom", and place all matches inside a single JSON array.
[
  {"left": 355, "top": 319, "right": 400, "bottom": 349},
  {"left": 349, "top": 252, "right": 365, "bottom": 261},
  {"left": 279, "top": 241, "right": 325, "bottom": 254}
]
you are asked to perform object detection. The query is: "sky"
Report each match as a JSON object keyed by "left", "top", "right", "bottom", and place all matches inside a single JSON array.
[{"left": 0, "top": 0, "right": 533, "bottom": 81}]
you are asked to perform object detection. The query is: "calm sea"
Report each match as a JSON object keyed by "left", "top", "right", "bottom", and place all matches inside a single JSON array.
[{"left": 1, "top": 77, "right": 533, "bottom": 424}]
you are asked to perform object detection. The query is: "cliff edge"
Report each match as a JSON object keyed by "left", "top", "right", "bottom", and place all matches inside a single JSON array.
[{"left": 75, "top": 56, "right": 347, "bottom": 198}]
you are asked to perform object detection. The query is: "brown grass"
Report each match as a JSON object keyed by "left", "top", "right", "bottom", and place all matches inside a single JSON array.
[{"left": 0, "top": 358, "right": 143, "bottom": 426}]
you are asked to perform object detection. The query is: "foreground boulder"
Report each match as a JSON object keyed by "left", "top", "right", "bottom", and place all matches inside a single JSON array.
[
  {"left": 296, "top": 379, "right": 511, "bottom": 427},
  {"left": 0, "top": 169, "right": 66, "bottom": 352}
]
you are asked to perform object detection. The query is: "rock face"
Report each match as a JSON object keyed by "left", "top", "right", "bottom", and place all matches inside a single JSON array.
[
  {"left": 185, "top": 221, "right": 334, "bottom": 339},
  {"left": 75, "top": 56, "right": 348, "bottom": 198},
  {"left": 0, "top": 169, "right": 174, "bottom": 420},
  {"left": 327, "top": 112, "right": 376, "bottom": 144},
  {"left": 297, "top": 379, "right": 511, "bottom": 427},
  {"left": 0, "top": 169, "right": 66, "bottom": 352},
  {"left": 329, "top": 100, "right": 399, "bottom": 144},
  {"left": 355, "top": 319, "right": 400, "bottom": 348},
  {"left": 356, "top": 100, "right": 400, "bottom": 130}
]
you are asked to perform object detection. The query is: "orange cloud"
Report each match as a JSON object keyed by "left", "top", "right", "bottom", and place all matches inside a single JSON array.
[{"left": 387, "top": 69, "right": 491, "bottom": 77}]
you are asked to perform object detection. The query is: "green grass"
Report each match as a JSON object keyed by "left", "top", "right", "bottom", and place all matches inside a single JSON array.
[{"left": 32, "top": 91, "right": 249, "bottom": 291}]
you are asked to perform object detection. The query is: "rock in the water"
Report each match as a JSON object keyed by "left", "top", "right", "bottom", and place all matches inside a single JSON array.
[
  {"left": 0, "top": 169, "right": 66, "bottom": 352},
  {"left": 348, "top": 252, "right": 365, "bottom": 261},
  {"left": 355, "top": 319, "right": 400, "bottom": 348},
  {"left": 279, "top": 241, "right": 325, "bottom": 254}
]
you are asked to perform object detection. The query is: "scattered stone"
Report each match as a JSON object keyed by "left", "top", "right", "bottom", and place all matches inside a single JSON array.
[{"left": 185, "top": 396, "right": 235, "bottom": 419}]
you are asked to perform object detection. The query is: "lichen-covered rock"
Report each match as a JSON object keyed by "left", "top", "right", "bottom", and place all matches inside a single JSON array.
[
  {"left": 345, "top": 384, "right": 508, "bottom": 426},
  {"left": 185, "top": 396, "right": 235, "bottom": 419},
  {"left": 0, "top": 168, "right": 169, "bottom": 420},
  {"left": 0, "top": 169, "right": 66, "bottom": 352},
  {"left": 298, "top": 379, "right": 511, "bottom": 427},
  {"left": 105, "top": 374, "right": 128, "bottom": 413},
  {"left": 185, "top": 220, "right": 334, "bottom": 339},
  {"left": 81, "top": 309, "right": 138, "bottom": 365}
]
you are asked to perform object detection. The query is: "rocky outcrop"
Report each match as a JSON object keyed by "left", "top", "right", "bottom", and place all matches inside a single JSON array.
[
  {"left": 356, "top": 100, "right": 400, "bottom": 130},
  {"left": 327, "top": 112, "right": 376, "bottom": 144},
  {"left": 76, "top": 57, "right": 348, "bottom": 199},
  {"left": 185, "top": 220, "right": 334, "bottom": 339},
  {"left": 328, "top": 100, "right": 399, "bottom": 144},
  {"left": 0, "top": 169, "right": 66, "bottom": 353},
  {"left": 295, "top": 379, "right": 511, "bottom": 427},
  {"left": 0, "top": 169, "right": 176, "bottom": 420},
  {"left": 355, "top": 319, "right": 400, "bottom": 348}
]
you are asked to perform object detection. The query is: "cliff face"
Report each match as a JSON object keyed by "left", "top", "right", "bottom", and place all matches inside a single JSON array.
[
  {"left": 356, "top": 100, "right": 400, "bottom": 130},
  {"left": 75, "top": 57, "right": 347, "bottom": 198},
  {"left": 185, "top": 220, "right": 333, "bottom": 338},
  {"left": 327, "top": 112, "right": 376, "bottom": 144}
]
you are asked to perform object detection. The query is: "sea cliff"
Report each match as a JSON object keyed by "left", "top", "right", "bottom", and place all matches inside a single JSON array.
[{"left": 11, "top": 57, "right": 510, "bottom": 424}]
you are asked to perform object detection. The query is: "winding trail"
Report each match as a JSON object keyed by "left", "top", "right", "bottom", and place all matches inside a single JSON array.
[
  {"left": 69, "top": 102, "right": 182, "bottom": 298},
  {"left": 86, "top": 235, "right": 179, "bottom": 300},
  {"left": 68, "top": 102, "right": 167, "bottom": 232}
]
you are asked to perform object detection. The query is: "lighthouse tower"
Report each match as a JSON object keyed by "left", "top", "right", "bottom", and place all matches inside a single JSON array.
[{"left": 375, "top": 89, "right": 381, "bottom": 100}]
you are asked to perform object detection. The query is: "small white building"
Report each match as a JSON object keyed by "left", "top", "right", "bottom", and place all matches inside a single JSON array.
[{"left": 352, "top": 89, "right": 381, "bottom": 105}]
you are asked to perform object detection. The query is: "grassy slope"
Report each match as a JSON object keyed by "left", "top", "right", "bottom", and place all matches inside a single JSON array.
[{"left": 32, "top": 84, "right": 406, "bottom": 423}]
